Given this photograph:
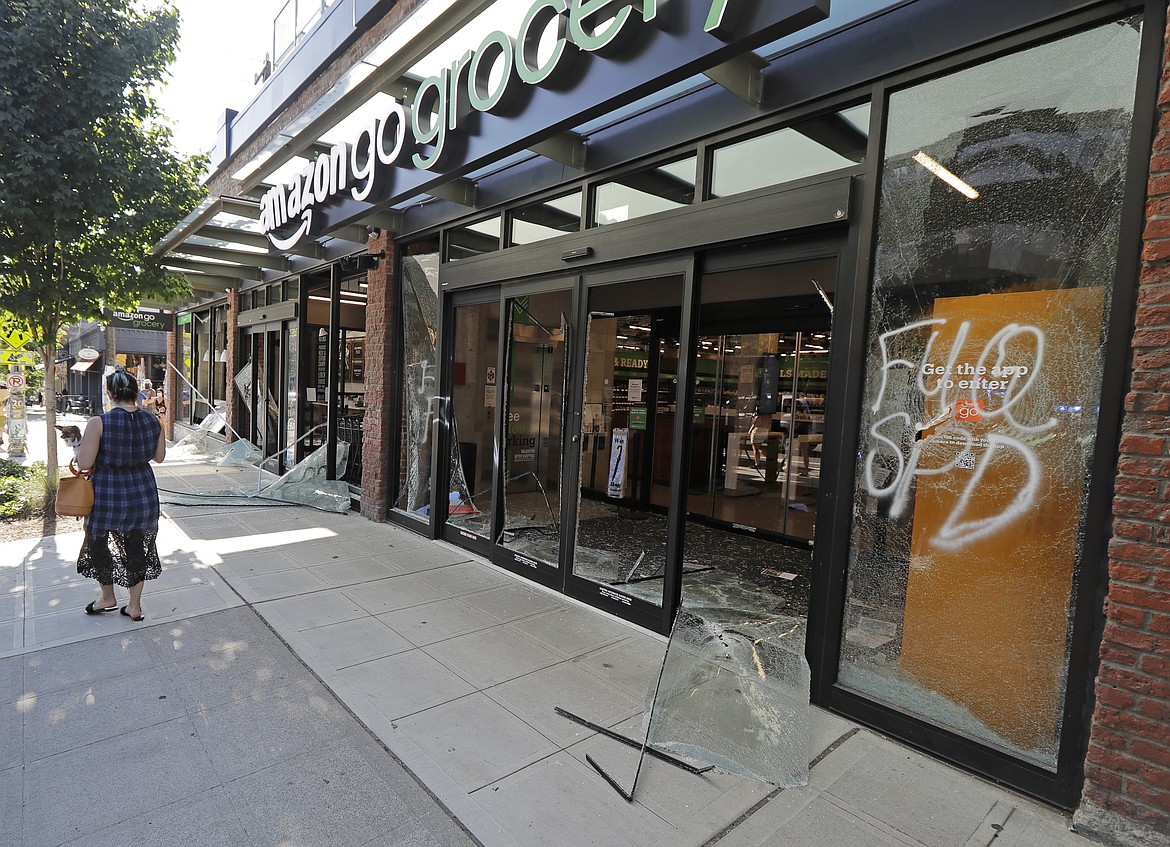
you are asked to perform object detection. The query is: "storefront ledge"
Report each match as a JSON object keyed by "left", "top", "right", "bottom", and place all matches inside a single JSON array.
[{"left": 1073, "top": 800, "right": 1169, "bottom": 847}]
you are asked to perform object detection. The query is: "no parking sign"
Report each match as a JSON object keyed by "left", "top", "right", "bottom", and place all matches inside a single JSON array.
[{"left": 5, "top": 373, "right": 25, "bottom": 391}]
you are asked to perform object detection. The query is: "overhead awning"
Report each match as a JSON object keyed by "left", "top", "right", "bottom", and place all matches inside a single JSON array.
[{"left": 69, "top": 360, "right": 96, "bottom": 372}]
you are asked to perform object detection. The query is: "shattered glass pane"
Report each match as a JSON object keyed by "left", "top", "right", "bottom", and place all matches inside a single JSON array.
[
  {"left": 396, "top": 250, "right": 461, "bottom": 520},
  {"left": 499, "top": 291, "right": 571, "bottom": 567},
  {"left": 840, "top": 17, "right": 1142, "bottom": 769},
  {"left": 445, "top": 300, "right": 501, "bottom": 539},
  {"left": 161, "top": 364, "right": 352, "bottom": 513},
  {"left": 646, "top": 607, "right": 810, "bottom": 786}
]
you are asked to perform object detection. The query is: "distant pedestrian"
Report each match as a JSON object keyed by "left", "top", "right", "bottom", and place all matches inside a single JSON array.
[
  {"left": 138, "top": 379, "right": 157, "bottom": 413},
  {"left": 75, "top": 364, "right": 166, "bottom": 621}
]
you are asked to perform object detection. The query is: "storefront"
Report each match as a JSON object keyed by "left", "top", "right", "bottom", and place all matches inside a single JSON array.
[{"left": 153, "top": 0, "right": 1170, "bottom": 837}]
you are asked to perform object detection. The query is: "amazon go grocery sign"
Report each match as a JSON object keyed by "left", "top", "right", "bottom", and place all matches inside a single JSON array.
[{"left": 260, "top": 0, "right": 820, "bottom": 249}]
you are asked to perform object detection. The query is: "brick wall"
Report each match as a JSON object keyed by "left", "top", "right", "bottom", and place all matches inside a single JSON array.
[
  {"left": 1075, "top": 16, "right": 1170, "bottom": 847},
  {"left": 360, "top": 230, "right": 395, "bottom": 521}
]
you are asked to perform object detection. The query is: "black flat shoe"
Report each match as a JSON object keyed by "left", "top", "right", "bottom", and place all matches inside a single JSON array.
[
  {"left": 120, "top": 606, "right": 144, "bottom": 622},
  {"left": 85, "top": 601, "right": 117, "bottom": 615}
]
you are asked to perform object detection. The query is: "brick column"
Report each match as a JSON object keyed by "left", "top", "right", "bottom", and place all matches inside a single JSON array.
[
  {"left": 1076, "top": 16, "right": 1170, "bottom": 846},
  {"left": 361, "top": 230, "right": 395, "bottom": 521}
]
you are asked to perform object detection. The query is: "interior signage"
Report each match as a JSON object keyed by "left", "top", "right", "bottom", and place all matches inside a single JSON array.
[{"left": 260, "top": 0, "right": 828, "bottom": 249}]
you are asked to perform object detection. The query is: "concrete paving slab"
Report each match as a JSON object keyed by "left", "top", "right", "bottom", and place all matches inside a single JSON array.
[
  {"left": 284, "top": 538, "right": 374, "bottom": 565},
  {"left": 294, "top": 616, "right": 414, "bottom": 670},
  {"left": 22, "top": 716, "right": 220, "bottom": 847},
  {"left": 994, "top": 806, "right": 1093, "bottom": 847},
  {"left": 58, "top": 786, "right": 251, "bottom": 847},
  {"left": 0, "top": 701, "right": 22, "bottom": 772},
  {"left": 335, "top": 648, "right": 477, "bottom": 719},
  {"left": 363, "top": 809, "right": 482, "bottom": 847},
  {"left": 506, "top": 604, "right": 637, "bottom": 659},
  {"left": 470, "top": 750, "right": 676, "bottom": 847},
  {"left": 571, "top": 634, "right": 667, "bottom": 697},
  {"left": 457, "top": 583, "right": 563, "bottom": 624},
  {"left": 230, "top": 567, "right": 330, "bottom": 603},
  {"left": 350, "top": 526, "right": 434, "bottom": 556},
  {"left": 169, "top": 514, "right": 251, "bottom": 540},
  {"left": 392, "top": 691, "right": 560, "bottom": 791},
  {"left": 565, "top": 723, "right": 773, "bottom": 833},
  {"left": 223, "top": 738, "right": 449, "bottom": 847},
  {"left": 0, "top": 621, "right": 19, "bottom": 654},
  {"left": 343, "top": 573, "right": 451, "bottom": 614},
  {"left": 22, "top": 665, "right": 186, "bottom": 761},
  {"left": 169, "top": 637, "right": 318, "bottom": 712},
  {"left": 307, "top": 555, "right": 401, "bottom": 588},
  {"left": 485, "top": 660, "right": 643, "bottom": 747},
  {"left": 147, "top": 609, "right": 276, "bottom": 663},
  {"left": 415, "top": 561, "right": 519, "bottom": 597},
  {"left": 823, "top": 731, "right": 1000, "bottom": 847},
  {"left": 377, "top": 542, "right": 474, "bottom": 573},
  {"left": 23, "top": 632, "right": 157, "bottom": 694},
  {"left": 190, "top": 680, "right": 363, "bottom": 782},
  {"left": 423, "top": 627, "right": 562, "bottom": 688},
  {"left": 211, "top": 549, "right": 301, "bottom": 578},
  {"left": 0, "top": 654, "right": 22, "bottom": 704},
  {"left": 0, "top": 592, "right": 21, "bottom": 624},
  {"left": 754, "top": 794, "right": 911, "bottom": 847},
  {"left": 1, "top": 764, "right": 22, "bottom": 847},
  {"left": 376, "top": 597, "right": 499, "bottom": 647},
  {"left": 260, "top": 586, "right": 370, "bottom": 630}
]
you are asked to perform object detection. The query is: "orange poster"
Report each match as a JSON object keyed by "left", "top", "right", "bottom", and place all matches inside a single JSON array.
[{"left": 900, "top": 287, "right": 1105, "bottom": 755}]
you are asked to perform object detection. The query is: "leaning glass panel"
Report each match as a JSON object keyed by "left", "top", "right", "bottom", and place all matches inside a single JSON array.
[
  {"left": 510, "top": 191, "right": 583, "bottom": 245},
  {"left": 840, "top": 17, "right": 1143, "bottom": 770},
  {"left": 593, "top": 156, "right": 697, "bottom": 226},
  {"left": 710, "top": 104, "right": 869, "bottom": 199}
]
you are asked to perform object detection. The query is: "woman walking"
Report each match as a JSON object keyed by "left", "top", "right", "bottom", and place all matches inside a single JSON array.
[{"left": 75, "top": 364, "right": 167, "bottom": 621}]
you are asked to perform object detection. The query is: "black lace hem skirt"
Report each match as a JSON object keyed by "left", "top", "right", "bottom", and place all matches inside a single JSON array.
[{"left": 77, "top": 529, "right": 162, "bottom": 587}]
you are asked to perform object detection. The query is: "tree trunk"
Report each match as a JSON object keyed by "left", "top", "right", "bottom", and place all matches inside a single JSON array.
[{"left": 42, "top": 343, "right": 59, "bottom": 486}]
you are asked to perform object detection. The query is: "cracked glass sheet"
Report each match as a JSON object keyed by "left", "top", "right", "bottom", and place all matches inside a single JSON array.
[
  {"left": 646, "top": 607, "right": 809, "bottom": 786},
  {"left": 396, "top": 251, "right": 467, "bottom": 519},
  {"left": 840, "top": 17, "right": 1142, "bottom": 769},
  {"left": 160, "top": 440, "right": 351, "bottom": 512}
]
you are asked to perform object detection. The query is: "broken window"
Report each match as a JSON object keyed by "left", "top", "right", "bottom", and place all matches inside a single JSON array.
[{"left": 840, "top": 17, "right": 1143, "bottom": 769}]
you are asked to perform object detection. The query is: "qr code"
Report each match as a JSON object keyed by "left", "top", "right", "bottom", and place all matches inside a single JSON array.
[{"left": 954, "top": 451, "right": 976, "bottom": 470}]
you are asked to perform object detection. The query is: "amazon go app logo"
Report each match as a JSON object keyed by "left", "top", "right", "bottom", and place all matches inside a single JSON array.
[{"left": 259, "top": 0, "right": 751, "bottom": 250}]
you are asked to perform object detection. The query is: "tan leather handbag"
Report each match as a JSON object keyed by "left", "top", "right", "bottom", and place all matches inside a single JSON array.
[{"left": 56, "top": 460, "right": 94, "bottom": 517}]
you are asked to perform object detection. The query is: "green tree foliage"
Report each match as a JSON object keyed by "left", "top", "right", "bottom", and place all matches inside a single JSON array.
[{"left": 0, "top": 0, "right": 205, "bottom": 482}]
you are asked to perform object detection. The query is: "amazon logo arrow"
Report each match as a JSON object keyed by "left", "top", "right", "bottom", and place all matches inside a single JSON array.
[{"left": 267, "top": 209, "right": 313, "bottom": 251}]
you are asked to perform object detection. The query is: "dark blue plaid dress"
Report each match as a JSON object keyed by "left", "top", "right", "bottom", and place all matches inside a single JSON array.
[{"left": 77, "top": 408, "right": 163, "bottom": 586}]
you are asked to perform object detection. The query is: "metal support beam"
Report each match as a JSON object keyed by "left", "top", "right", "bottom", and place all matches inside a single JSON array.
[
  {"left": 320, "top": 224, "right": 376, "bottom": 244},
  {"left": 427, "top": 178, "right": 477, "bottom": 207},
  {"left": 185, "top": 274, "right": 242, "bottom": 292},
  {"left": 529, "top": 132, "right": 587, "bottom": 170},
  {"left": 379, "top": 74, "right": 422, "bottom": 103},
  {"left": 178, "top": 244, "right": 292, "bottom": 271},
  {"left": 220, "top": 196, "right": 262, "bottom": 219},
  {"left": 197, "top": 225, "right": 325, "bottom": 259},
  {"left": 357, "top": 211, "right": 404, "bottom": 235},
  {"left": 703, "top": 51, "right": 768, "bottom": 108},
  {"left": 162, "top": 258, "right": 262, "bottom": 280}
]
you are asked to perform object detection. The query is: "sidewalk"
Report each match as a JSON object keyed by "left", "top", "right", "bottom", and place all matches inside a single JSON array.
[{"left": 1, "top": 460, "right": 1100, "bottom": 847}]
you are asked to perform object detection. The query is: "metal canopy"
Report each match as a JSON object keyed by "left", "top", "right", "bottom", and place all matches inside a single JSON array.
[{"left": 225, "top": 0, "right": 827, "bottom": 243}]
